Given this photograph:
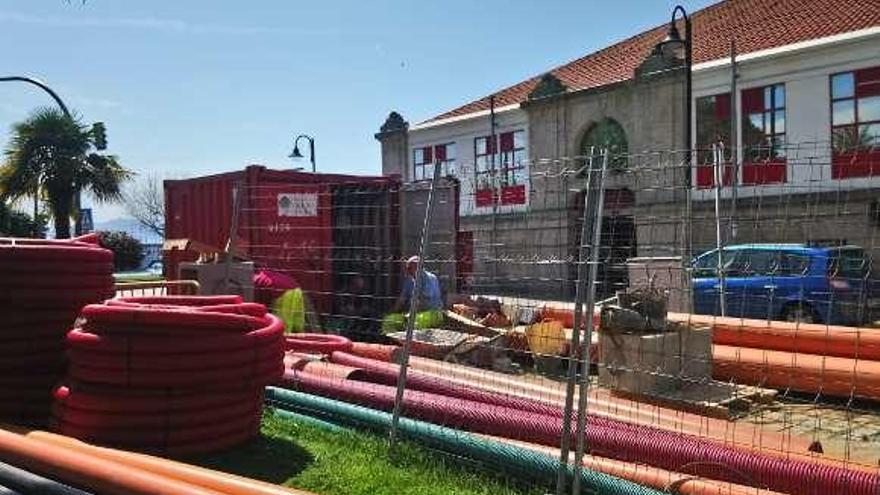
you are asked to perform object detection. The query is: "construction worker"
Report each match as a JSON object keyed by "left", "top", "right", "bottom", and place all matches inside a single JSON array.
[{"left": 383, "top": 256, "right": 445, "bottom": 332}]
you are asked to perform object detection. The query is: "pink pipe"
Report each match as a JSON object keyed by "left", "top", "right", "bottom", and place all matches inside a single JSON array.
[{"left": 279, "top": 371, "right": 880, "bottom": 495}]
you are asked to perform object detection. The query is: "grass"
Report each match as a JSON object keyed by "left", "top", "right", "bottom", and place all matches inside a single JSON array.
[{"left": 191, "top": 409, "right": 544, "bottom": 495}]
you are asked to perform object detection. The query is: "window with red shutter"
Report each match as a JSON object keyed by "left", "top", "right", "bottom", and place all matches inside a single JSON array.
[
  {"left": 741, "top": 83, "right": 786, "bottom": 185},
  {"left": 831, "top": 67, "right": 880, "bottom": 179},
  {"left": 473, "top": 130, "right": 527, "bottom": 207},
  {"left": 696, "top": 93, "right": 734, "bottom": 188},
  {"left": 412, "top": 143, "right": 455, "bottom": 181}
]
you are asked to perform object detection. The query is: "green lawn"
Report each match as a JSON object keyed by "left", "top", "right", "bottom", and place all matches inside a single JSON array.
[{"left": 192, "top": 408, "right": 544, "bottom": 495}]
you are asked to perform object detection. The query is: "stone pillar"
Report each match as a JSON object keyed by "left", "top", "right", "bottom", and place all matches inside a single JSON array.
[{"left": 375, "top": 111, "right": 409, "bottom": 179}]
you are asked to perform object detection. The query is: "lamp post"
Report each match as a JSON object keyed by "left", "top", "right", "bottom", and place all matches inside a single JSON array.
[
  {"left": 654, "top": 5, "right": 694, "bottom": 314},
  {"left": 655, "top": 5, "right": 692, "bottom": 186},
  {"left": 0, "top": 76, "right": 72, "bottom": 119},
  {"left": 0, "top": 76, "right": 77, "bottom": 237},
  {"left": 289, "top": 134, "right": 316, "bottom": 173}
]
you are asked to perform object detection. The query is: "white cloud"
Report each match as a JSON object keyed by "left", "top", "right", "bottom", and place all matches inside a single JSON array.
[{"left": 0, "top": 12, "right": 338, "bottom": 36}]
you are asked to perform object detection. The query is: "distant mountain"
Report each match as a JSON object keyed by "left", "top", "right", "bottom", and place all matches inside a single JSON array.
[{"left": 93, "top": 217, "right": 162, "bottom": 244}]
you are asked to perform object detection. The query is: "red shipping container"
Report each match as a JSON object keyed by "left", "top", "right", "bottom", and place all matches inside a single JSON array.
[{"left": 164, "top": 165, "right": 400, "bottom": 317}]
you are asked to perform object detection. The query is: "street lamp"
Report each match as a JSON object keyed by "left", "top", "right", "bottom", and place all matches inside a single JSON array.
[
  {"left": 289, "top": 134, "right": 316, "bottom": 173},
  {"left": 0, "top": 76, "right": 81, "bottom": 237},
  {"left": 655, "top": 5, "right": 693, "bottom": 186},
  {"left": 0, "top": 76, "right": 71, "bottom": 118}
]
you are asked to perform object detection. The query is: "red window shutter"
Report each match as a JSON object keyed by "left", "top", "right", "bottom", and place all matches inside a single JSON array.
[
  {"left": 475, "top": 189, "right": 496, "bottom": 207},
  {"left": 423, "top": 146, "right": 433, "bottom": 164},
  {"left": 856, "top": 66, "right": 880, "bottom": 97},
  {"left": 715, "top": 93, "right": 731, "bottom": 120},
  {"left": 742, "top": 88, "right": 764, "bottom": 114},
  {"left": 434, "top": 145, "right": 446, "bottom": 162},
  {"left": 500, "top": 185, "right": 526, "bottom": 205},
  {"left": 833, "top": 150, "right": 880, "bottom": 179},
  {"left": 696, "top": 165, "right": 715, "bottom": 188},
  {"left": 499, "top": 132, "right": 514, "bottom": 152},
  {"left": 742, "top": 161, "right": 786, "bottom": 185}
]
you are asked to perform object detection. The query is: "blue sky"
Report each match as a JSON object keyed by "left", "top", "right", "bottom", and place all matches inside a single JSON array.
[{"left": 0, "top": 0, "right": 714, "bottom": 221}]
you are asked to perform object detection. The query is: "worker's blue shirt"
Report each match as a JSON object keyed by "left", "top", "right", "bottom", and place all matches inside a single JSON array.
[{"left": 401, "top": 271, "right": 443, "bottom": 311}]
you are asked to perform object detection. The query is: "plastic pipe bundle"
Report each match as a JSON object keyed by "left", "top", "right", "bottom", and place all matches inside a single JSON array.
[
  {"left": 0, "top": 236, "right": 114, "bottom": 425},
  {"left": 266, "top": 387, "right": 664, "bottom": 495},
  {"left": 279, "top": 370, "right": 880, "bottom": 495},
  {"left": 265, "top": 391, "right": 782, "bottom": 495},
  {"left": 21, "top": 430, "right": 315, "bottom": 495},
  {"left": 344, "top": 343, "right": 820, "bottom": 458},
  {"left": 53, "top": 296, "right": 284, "bottom": 455},
  {"left": 713, "top": 344, "right": 880, "bottom": 400}
]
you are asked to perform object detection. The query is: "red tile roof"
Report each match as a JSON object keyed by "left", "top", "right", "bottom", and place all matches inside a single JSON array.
[{"left": 422, "top": 0, "right": 880, "bottom": 124}]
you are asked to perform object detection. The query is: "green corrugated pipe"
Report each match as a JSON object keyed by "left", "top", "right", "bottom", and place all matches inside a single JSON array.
[{"left": 265, "top": 387, "right": 663, "bottom": 495}]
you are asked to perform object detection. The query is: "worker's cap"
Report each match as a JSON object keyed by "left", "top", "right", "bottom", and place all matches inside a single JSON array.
[{"left": 405, "top": 256, "right": 420, "bottom": 269}]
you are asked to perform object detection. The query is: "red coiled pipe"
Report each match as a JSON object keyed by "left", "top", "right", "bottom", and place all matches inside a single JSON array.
[
  {"left": 54, "top": 298, "right": 283, "bottom": 455},
  {"left": 0, "top": 235, "right": 114, "bottom": 425}
]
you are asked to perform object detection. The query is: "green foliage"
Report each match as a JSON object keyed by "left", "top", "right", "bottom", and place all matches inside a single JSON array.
[
  {"left": 0, "top": 107, "right": 132, "bottom": 238},
  {"left": 194, "top": 410, "right": 542, "bottom": 495},
  {"left": 0, "top": 201, "right": 45, "bottom": 237},
  {"left": 97, "top": 230, "right": 144, "bottom": 271}
]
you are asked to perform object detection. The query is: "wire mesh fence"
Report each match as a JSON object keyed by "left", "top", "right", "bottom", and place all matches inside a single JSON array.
[{"left": 230, "top": 140, "right": 880, "bottom": 495}]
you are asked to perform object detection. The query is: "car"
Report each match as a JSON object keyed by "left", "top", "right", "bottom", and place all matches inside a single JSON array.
[
  {"left": 146, "top": 260, "right": 163, "bottom": 275},
  {"left": 691, "top": 243, "right": 877, "bottom": 325}
]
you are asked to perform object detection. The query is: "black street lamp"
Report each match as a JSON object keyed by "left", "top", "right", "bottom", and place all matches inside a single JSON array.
[
  {"left": 655, "top": 5, "right": 693, "bottom": 186},
  {"left": 289, "top": 134, "right": 316, "bottom": 173},
  {"left": 0, "top": 76, "right": 72, "bottom": 118},
  {"left": 0, "top": 76, "right": 82, "bottom": 237}
]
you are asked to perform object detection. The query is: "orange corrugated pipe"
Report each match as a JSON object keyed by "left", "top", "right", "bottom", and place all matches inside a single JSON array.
[
  {"left": 22, "top": 430, "right": 313, "bottom": 495},
  {"left": 0, "top": 428, "right": 223, "bottom": 495},
  {"left": 713, "top": 344, "right": 880, "bottom": 401},
  {"left": 476, "top": 432, "right": 785, "bottom": 495}
]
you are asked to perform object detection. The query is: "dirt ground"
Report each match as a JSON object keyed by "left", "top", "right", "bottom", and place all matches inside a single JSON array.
[{"left": 738, "top": 397, "right": 880, "bottom": 467}]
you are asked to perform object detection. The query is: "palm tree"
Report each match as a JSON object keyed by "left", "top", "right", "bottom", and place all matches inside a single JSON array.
[{"left": 0, "top": 107, "right": 130, "bottom": 238}]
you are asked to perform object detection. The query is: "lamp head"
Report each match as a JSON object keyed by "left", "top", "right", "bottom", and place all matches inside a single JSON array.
[{"left": 290, "top": 144, "right": 303, "bottom": 159}]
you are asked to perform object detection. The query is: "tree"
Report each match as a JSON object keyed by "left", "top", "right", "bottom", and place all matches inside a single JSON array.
[
  {"left": 97, "top": 230, "right": 144, "bottom": 271},
  {"left": 124, "top": 173, "right": 165, "bottom": 238},
  {"left": 0, "top": 201, "right": 45, "bottom": 237},
  {"left": 0, "top": 107, "right": 131, "bottom": 238}
]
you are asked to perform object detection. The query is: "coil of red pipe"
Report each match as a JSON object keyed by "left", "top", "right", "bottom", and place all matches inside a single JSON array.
[
  {"left": 54, "top": 296, "right": 283, "bottom": 455},
  {"left": 0, "top": 236, "right": 114, "bottom": 425}
]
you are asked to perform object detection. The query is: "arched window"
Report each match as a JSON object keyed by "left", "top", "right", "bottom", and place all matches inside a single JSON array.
[{"left": 579, "top": 118, "right": 628, "bottom": 172}]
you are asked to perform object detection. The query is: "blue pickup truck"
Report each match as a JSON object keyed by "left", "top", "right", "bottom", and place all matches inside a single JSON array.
[{"left": 692, "top": 244, "right": 877, "bottom": 325}]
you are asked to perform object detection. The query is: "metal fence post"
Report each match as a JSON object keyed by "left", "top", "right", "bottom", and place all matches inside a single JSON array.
[
  {"left": 389, "top": 161, "right": 442, "bottom": 448},
  {"left": 555, "top": 147, "right": 602, "bottom": 495},
  {"left": 571, "top": 151, "right": 608, "bottom": 494}
]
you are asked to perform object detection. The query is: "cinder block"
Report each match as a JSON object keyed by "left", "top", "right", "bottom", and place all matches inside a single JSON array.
[{"left": 598, "top": 324, "right": 713, "bottom": 395}]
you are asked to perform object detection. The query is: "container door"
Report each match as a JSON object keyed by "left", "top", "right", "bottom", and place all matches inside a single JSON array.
[{"left": 250, "top": 184, "right": 333, "bottom": 316}]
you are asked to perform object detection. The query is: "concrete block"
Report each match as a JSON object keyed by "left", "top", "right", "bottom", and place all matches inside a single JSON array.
[{"left": 598, "top": 324, "right": 713, "bottom": 395}]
